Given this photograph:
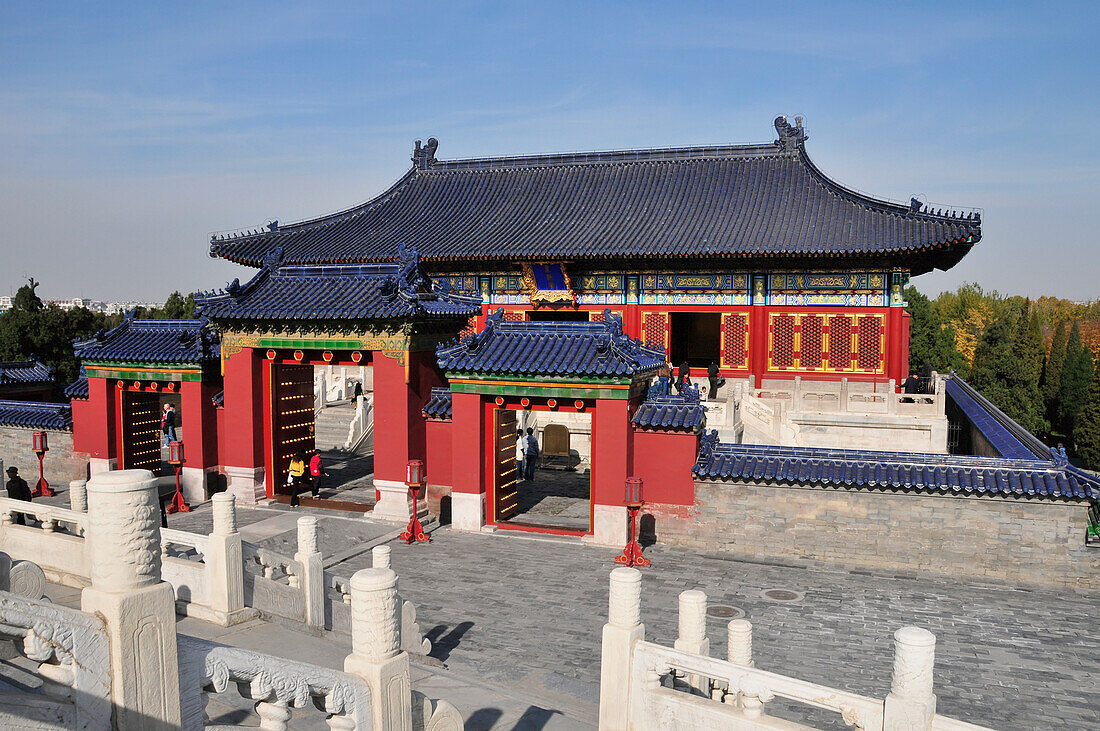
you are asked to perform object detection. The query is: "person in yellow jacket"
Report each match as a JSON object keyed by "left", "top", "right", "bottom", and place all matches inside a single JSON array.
[{"left": 288, "top": 451, "right": 308, "bottom": 507}]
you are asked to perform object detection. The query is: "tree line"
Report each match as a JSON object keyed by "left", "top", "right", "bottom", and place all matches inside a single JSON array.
[
  {"left": 0, "top": 279, "right": 197, "bottom": 391},
  {"left": 907, "top": 283, "right": 1100, "bottom": 469}
]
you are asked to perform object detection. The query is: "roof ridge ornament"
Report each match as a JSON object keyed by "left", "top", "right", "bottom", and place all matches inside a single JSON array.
[
  {"left": 774, "top": 115, "right": 807, "bottom": 153},
  {"left": 412, "top": 138, "right": 439, "bottom": 170}
]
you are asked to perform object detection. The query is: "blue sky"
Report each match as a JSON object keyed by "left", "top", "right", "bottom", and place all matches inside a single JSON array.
[{"left": 1, "top": 1, "right": 1097, "bottom": 301}]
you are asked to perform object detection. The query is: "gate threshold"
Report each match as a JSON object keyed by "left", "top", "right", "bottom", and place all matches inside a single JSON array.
[{"left": 271, "top": 495, "right": 373, "bottom": 513}]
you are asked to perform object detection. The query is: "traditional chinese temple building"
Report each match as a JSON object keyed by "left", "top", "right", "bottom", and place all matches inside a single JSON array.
[
  {"left": 0, "top": 360, "right": 55, "bottom": 401},
  {"left": 208, "top": 117, "right": 982, "bottom": 386}
]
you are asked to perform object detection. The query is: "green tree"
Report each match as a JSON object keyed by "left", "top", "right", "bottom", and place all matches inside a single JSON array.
[
  {"left": 1056, "top": 321, "right": 1093, "bottom": 439},
  {"left": 1041, "top": 320, "right": 1068, "bottom": 418},
  {"left": 905, "top": 285, "right": 964, "bottom": 373},
  {"left": 1074, "top": 360, "right": 1100, "bottom": 470},
  {"left": 969, "top": 305, "right": 1045, "bottom": 434}
]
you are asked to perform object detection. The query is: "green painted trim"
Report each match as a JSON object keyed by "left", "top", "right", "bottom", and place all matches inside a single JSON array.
[
  {"left": 83, "top": 360, "right": 202, "bottom": 371},
  {"left": 85, "top": 368, "right": 202, "bottom": 382},
  {"left": 253, "top": 336, "right": 378, "bottom": 350},
  {"left": 445, "top": 371, "right": 642, "bottom": 386}
]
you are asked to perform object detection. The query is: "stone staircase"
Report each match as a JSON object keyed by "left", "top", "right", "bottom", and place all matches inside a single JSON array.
[{"left": 314, "top": 402, "right": 357, "bottom": 451}]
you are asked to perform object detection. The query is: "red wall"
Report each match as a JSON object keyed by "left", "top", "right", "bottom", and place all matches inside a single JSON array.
[
  {"left": 222, "top": 348, "right": 264, "bottom": 470},
  {"left": 631, "top": 429, "right": 698, "bottom": 505},
  {"left": 372, "top": 350, "right": 443, "bottom": 484},
  {"left": 424, "top": 419, "right": 453, "bottom": 490},
  {"left": 71, "top": 377, "right": 115, "bottom": 459},
  {"left": 592, "top": 398, "right": 633, "bottom": 507},
  {"left": 450, "top": 392, "right": 485, "bottom": 496},
  {"left": 181, "top": 379, "right": 219, "bottom": 469}
]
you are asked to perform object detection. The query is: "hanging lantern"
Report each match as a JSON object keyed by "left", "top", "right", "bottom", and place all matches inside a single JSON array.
[
  {"left": 168, "top": 440, "right": 185, "bottom": 466},
  {"left": 405, "top": 459, "right": 424, "bottom": 488},
  {"left": 32, "top": 431, "right": 49, "bottom": 454},
  {"left": 625, "top": 477, "right": 643, "bottom": 507}
]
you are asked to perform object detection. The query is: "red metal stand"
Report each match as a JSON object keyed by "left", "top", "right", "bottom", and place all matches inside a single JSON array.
[
  {"left": 399, "top": 484, "right": 430, "bottom": 544},
  {"left": 31, "top": 452, "right": 53, "bottom": 498},
  {"left": 166, "top": 464, "right": 191, "bottom": 514},
  {"left": 614, "top": 504, "right": 650, "bottom": 567}
]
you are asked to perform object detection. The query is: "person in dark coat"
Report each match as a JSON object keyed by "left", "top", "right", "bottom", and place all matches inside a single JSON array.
[
  {"left": 523, "top": 427, "right": 540, "bottom": 482},
  {"left": 900, "top": 372, "right": 920, "bottom": 402},
  {"left": 707, "top": 361, "right": 724, "bottom": 401},
  {"left": 162, "top": 403, "right": 178, "bottom": 446},
  {"left": 675, "top": 360, "right": 690, "bottom": 394},
  {"left": 5, "top": 466, "right": 32, "bottom": 526}
]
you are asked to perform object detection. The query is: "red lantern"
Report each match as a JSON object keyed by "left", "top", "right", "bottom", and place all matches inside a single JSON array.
[
  {"left": 625, "top": 477, "right": 643, "bottom": 507},
  {"left": 615, "top": 476, "right": 649, "bottom": 568},
  {"left": 32, "top": 430, "right": 49, "bottom": 454},
  {"left": 405, "top": 459, "right": 424, "bottom": 488},
  {"left": 168, "top": 440, "right": 185, "bottom": 466},
  {"left": 30, "top": 431, "right": 53, "bottom": 497}
]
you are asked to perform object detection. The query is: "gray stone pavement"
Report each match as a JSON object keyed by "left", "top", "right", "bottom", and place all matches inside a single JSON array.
[{"left": 30, "top": 487, "right": 1100, "bottom": 728}]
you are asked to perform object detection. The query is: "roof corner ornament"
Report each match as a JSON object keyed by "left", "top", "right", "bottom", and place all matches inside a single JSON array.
[
  {"left": 412, "top": 137, "right": 439, "bottom": 170},
  {"left": 910, "top": 197, "right": 922, "bottom": 213},
  {"left": 397, "top": 241, "right": 430, "bottom": 293},
  {"left": 602, "top": 308, "right": 625, "bottom": 336},
  {"left": 697, "top": 429, "right": 719, "bottom": 459},
  {"left": 225, "top": 278, "right": 241, "bottom": 297},
  {"left": 774, "top": 115, "right": 807, "bottom": 153},
  {"left": 266, "top": 220, "right": 279, "bottom": 232},
  {"left": 262, "top": 247, "right": 284, "bottom": 271}
]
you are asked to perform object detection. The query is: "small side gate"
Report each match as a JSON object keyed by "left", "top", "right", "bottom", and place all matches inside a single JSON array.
[
  {"left": 119, "top": 391, "right": 161, "bottom": 471},
  {"left": 493, "top": 409, "right": 519, "bottom": 521}
]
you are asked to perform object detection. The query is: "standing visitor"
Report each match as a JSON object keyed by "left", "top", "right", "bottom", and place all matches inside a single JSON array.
[
  {"left": 707, "top": 360, "right": 724, "bottom": 401},
  {"left": 901, "top": 372, "right": 920, "bottom": 402},
  {"left": 516, "top": 429, "right": 526, "bottom": 481},
  {"left": 676, "top": 360, "right": 690, "bottom": 394},
  {"left": 288, "top": 451, "right": 307, "bottom": 507},
  {"left": 5, "top": 466, "right": 31, "bottom": 526},
  {"left": 657, "top": 362, "right": 671, "bottom": 396},
  {"left": 524, "top": 427, "right": 540, "bottom": 482},
  {"left": 309, "top": 451, "right": 328, "bottom": 498},
  {"left": 162, "top": 403, "right": 178, "bottom": 446},
  {"left": 353, "top": 381, "right": 364, "bottom": 402}
]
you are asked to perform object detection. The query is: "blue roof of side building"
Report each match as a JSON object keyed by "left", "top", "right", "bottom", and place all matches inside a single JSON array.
[
  {"left": 633, "top": 390, "right": 707, "bottom": 432},
  {"left": 437, "top": 309, "right": 665, "bottom": 379},
  {"left": 944, "top": 374, "right": 1049, "bottom": 460},
  {"left": 0, "top": 360, "right": 53, "bottom": 386},
  {"left": 0, "top": 400, "right": 73, "bottom": 431},
  {"left": 64, "top": 366, "right": 88, "bottom": 400},
  {"left": 197, "top": 244, "right": 481, "bottom": 323},
  {"left": 422, "top": 387, "right": 453, "bottom": 420},
  {"left": 692, "top": 439, "right": 1097, "bottom": 500},
  {"left": 208, "top": 118, "right": 980, "bottom": 277},
  {"left": 74, "top": 314, "right": 219, "bottom": 365}
]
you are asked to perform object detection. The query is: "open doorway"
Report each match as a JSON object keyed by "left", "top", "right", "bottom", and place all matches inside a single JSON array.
[
  {"left": 118, "top": 390, "right": 182, "bottom": 477},
  {"left": 492, "top": 408, "right": 592, "bottom": 532},
  {"left": 669, "top": 312, "right": 721, "bottom": 368}
]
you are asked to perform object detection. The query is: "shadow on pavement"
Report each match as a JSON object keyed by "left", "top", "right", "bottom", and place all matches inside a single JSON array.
[
  {"left": 425, "top": 620, "right": 474, "bottom": 662},
  {"left": 465, "top": 707, "right": 504, "bottom": 730}
]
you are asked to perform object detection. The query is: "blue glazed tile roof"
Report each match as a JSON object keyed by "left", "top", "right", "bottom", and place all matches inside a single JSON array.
[
  {"left": 422, "top": 387, "right": 453, "bottom": 420},
  {"left": 0, "top": 360, "right": 53, "bottom": 386},
  {"left": 944, "top": 374, "right": 1048, "bottom": 460},
  {"left": 74, "top": 315, "right": 219, "bottom": 365},
  {"left": 64, "top": 367, "right": 88, "bottom": 400},
  {"left": 197, "top": 247, "right": 481, "bottom": 323},
  {"left": 212, "top": 390, "right": 224, "bottom": 407},
  {"left": 633, "top": 392, "right": 707, "bottom": 432},
  {"left": 209, "top": 118, "right": 980, "bottom": 277},
  {"left": 437, "top": 309, "right": 665, "bottom": 379},
  {"left": 692, "top": 437, "right": 1098, "bottom": 501},
  {"left": 0, "top": 400, "right": 73, "bottom": 431}
]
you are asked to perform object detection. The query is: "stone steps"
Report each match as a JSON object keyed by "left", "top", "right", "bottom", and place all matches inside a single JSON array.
[{"left": 314, "top": 403, "right": 357, "bottom": 451}]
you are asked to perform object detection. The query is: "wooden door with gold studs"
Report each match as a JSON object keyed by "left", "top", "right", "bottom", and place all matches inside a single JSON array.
[
  {"left": 120, "top": 391, "right": 161, "bottom": 471},
  {"left": 493, "top": 409, "right": 519, "bottom": 522},
  {"left": 272, "top": 363, "right": 315, "bottom": 495}
]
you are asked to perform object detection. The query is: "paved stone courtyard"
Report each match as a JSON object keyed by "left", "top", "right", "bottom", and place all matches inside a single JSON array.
[
  {"left": 158, "top": 498, "right": 1100, "bottom": 729},
  {"left": 511, "top": 467, "right": 591, "bottom": 530}
]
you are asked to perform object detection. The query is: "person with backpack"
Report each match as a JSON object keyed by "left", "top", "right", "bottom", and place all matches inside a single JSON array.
[
  {"left": 162, "top": 403, "right": 178, "bottom": 446},
  {"left": 309, "top": 450, "right": 328, "bottom": 498},
  {"left": 288, "top": 451, "right": 307, "bottom": 507}
]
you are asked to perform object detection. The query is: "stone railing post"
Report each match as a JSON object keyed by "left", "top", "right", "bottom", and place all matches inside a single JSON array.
[
  {"left": 675, "top": 589, "right": 709, "bottom": 695},
  {"left": 888, "top": 378, "right": 897, "bottom": 413},
  {"left": 207, "top": 492, "right": 247, "bottom": 625},
  {"left": 81, "top": 469, "right": 181, "bottom": 729},
  {"left": 69, "top": 479, "right": 87, "bottom": 512},
  {"left": 884, "top": 626, "right": 937, "bottom": 730},
  {"left": 727, "top": 619, "right": 752, "bottom": 666},
  {"left": 372, "top": 544, "right": 391, "bottom": 569},
  {"left": 344, "top": 567, "right": 412, "bottom": 731},
  {"left": 840, "top": 377, "right": 850, "bottom": 413},
  {"left": 793, "top": 376, "right": 802, "bottom": 411},
  {"left": 598, "top": 567, "right": 644, "bottom": 731},
  {"left": 295, "top": 515, "right": 325, "bottom": 630}
]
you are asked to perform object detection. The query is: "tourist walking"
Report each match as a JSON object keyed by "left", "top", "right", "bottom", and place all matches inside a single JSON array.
[
  {"left": 523, "top": 427, "right": 540, "bottom": 482},
  {"left": 675, "top": 360, "right": 690, "bottom": 394},
  {"left": 309, "top": 451, "right": 328, "bottom": 498},
  {"left": 162, "top": 402, "right": 178, "bottom": 446},
  {"left": 288, "top": 451, "right": 308, "bottom": 507},
  {"left": 707, "top": 360, "right": 724, "bottom": 401},
  {"left": 5, "top": 466, "right": 31, "bottom": 526},
  {"left": 516, "top": 429, "right": 526, "bottom": 481}
]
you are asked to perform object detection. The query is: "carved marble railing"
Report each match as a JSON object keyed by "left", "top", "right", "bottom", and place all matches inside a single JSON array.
[
  {"left": 241, "top": 540, "right": 308, "bottom": 624},
  {"left": 599, "top": 567, "right": 991, "bottom": 731},
  {"left": 345, "top": 394, "right": 374, "bottom": 452},
  {"left": 178, "top": 634, "right": 372, "bottom": 730},
  {"left": 0, "top": 497, "right": 90, "bottom": 585},
  {"left": 746, "top": 375, "right": 945, "bottom": 418},
  {"left": 0, "top": 586, "right": 111, "bottom": 729}
]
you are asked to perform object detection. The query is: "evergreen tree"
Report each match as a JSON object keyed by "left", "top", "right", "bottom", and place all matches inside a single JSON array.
[
  {"left": 1041, "top": 320, "right": 1068, "bottom": 418},
  {"left": 1074, "top": 360, "right": 1100, "bottom": 470},
  {"left": 905, "top": 285, "right": 965, "bottom": 373},
  {"left": 970, "top": 305, "right": 1045, "bottom": 434},
  {"left": 1056, "top": 321, "right": 1093, "bottom": 439}
]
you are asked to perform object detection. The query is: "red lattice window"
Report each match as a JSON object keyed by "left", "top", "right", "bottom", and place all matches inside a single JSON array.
[
  {"left": 829, "top": 315, "right": 852, "bottom": 370},
  {"left": 721, "top": 313, "right": 748, "bottom": 369},
  {"left": 503, "top": 310, "right": 525, "bottom": 322},
  {"left": 589, "top": 310, "right": 605, "bottom": 322},
  {"left": 772, "top": 315, "right": 795, "bottom": 368},
  {"left": 459, "top": 316, "right": 478, "bottom": 339},
  {"left": 799, "top": 315, "right": 823, "bottom": 370},
  {"left": 857, "top": 316, "right": 882, "bottom": 371},
  {"left": 642, "top": 312, "right": 668, "bottom": 350}
]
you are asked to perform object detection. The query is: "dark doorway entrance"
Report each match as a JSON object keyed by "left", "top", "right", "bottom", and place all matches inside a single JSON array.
[
  {"left": 669, "top": 312, "right": 721, "bottom": 368},
  {"left": 527, "top": 310, "right": 589, "bottom": 322},
  {"left": 271, "top": 363, "right": 315, "bottom": 497},
  {"left": 119, "top": 391, "right": 161, "bottom": 472}
]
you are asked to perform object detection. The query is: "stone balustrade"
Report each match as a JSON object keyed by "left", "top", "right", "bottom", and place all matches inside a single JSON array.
[
  {"left": 747, "top": 374, "right": 946, "bottom": 417},
  {"left": 0, "top": 467, "right": 460, "bottom": 730},
  {"left": 598, "top": 567, "right": 991, "bottom": 731}
]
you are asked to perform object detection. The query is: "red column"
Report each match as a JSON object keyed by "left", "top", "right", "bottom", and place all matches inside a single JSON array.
[
  {"left": 221, "top": 348, "right": 265, "bottom": 501},
  {"left": 886, "top": 308, "right": 908, "bottom": 383},
  {"left": 450, "top": 392, "right": 485, "bottom": 497},
  {"left": 180, "top": 379, "right": 219, "bottom": 469},
  {"left": 592, "top": 399, "right": 632, "bottom": 507},
  {"left": 750, "top": 306, "right": 769, "bottom": 388}
]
